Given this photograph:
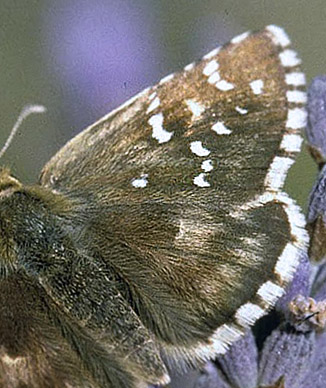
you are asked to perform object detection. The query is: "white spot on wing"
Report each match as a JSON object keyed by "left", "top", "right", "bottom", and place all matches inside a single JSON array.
[
  {"left": 146, "top": 96, "right": 160, "bottom": 113},
  {"left": 235, "top": 303, "right": 265, "bottom": 327},
  {"left": 208, "top": 71, "right": 221, "bottom": 84},
  {"left": 203, "top": 47, "right": 221, "bottom": 60},
  {"left": 209, "top": 324, "right": 243, "bottom": 354},
  {"left": 285, "top": 72, "right": 306, "bottom": 86},
  {"left": 286, "top": 90, "right": 307, "bottom": 104},
  {"left": 212, "top": 121, "right": 232, "bottom": 135},
  {"left": 264, "top": 156, "right": 295, "bottom": 191},
  {"left": 280, "top": 133, "right": 303, "bottom": 153},
  {"left": 201, "top": 159, "right": 213, "bottom": 172},
  {"left": 184, "top": 62, "right": 195, "bottom": 72},
  {"left": 275, "top": 243, "right": 301, "bottom": 283},
  {"left": 216, "top": 80, "right": 234, "bottom": 91},
  {"left": 235, "top": 106, "right": 248, "bottom": 115},
  {"left": 161, "top": 374, "right": 171, "bottom": 385},
  {"left": 277, "top": 192, "right": 308, "bottom": 246},
  {"left": 132, "top": 174, "right": 148, "bottom": 188},
  {"left": 257, "top": 281, "right": 285, "bottom": 305},
  {"left": 190, "top": 141, "right": 211, "bottom": 157},
  {"left": 185, "top": 99, "right": 205, "bottom": 118},
  {"left": 149, "top": 92, "right": 156, "bottom": 100},
  {"left": 250, "top": 79, "right": 264, "bottom": 95},
  {"left": 194, "top": 173, "right": 210, "bottom": 187},
  {"left": 266, "top": 25, "right": 291, "bottom": 47},
  {"left": 279, "top": 49, "right": 301, "bottom": 67},
  {"left": 231, "top": 31, "right": 250, "bottom": 44},
  {"left": 286, "top": 108, "right": 307, "bottom": 129},
  {"left": 148, "top": 113, "right": 174, "bottom": 143},
  {"left": 159, "top": 73, "right": 174, "bottom": 84},
  {"left": 203, "top": 60, "right": 219, "bottom": 76}
]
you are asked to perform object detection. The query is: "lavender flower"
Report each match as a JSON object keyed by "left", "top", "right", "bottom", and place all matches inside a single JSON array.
[{"left": 306, "top": 76, "right": 326, "bottom": 167}]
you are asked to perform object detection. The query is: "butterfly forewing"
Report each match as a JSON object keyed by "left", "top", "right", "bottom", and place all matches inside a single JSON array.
[
  {"left": 41, "top": 29, "right": 294, "bottom": 200},
  {"left": 39, "top": 26, "right": 307, "bottom": 368}
]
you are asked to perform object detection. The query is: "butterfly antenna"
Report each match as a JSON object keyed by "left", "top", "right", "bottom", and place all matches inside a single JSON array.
[{"left": 0, "top": 104, "right": 47, "bottom": 160}]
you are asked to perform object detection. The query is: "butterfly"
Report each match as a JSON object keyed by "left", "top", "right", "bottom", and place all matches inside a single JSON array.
[{"left": 0, "top": 25, "right": 308, "bottom": 388}]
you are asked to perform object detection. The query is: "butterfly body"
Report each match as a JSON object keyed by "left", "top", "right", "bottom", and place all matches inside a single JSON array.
[{"left": 0, "top": 25, "right": 308, "bottom": 387}]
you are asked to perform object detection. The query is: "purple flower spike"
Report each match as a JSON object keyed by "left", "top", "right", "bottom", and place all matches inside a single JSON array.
[
  {"left": 307, "top": 164, "right": 326, "bottom": 262},
  {"left": 215, "top": 330, "right": 258, "bottom": 388},
  {"left": 301, "top": 332, "right": 326, "bottom": 388},
  {"left": 194, "top": 361, "right": 231, "bottom": 388},
  {"left": 306, "top": 76, "right": 326, "bottom": 262},
  {"left": 276, "top": 251, "right": 311, "bottom": 318},
  {"left": 258, "top": 326, "right": 315, "bottom": 388},
  {"left": 311, "top": 260, "right": 326, "bottom": 300},
  {"left": 307, "top": 76, "right": 326, "bottom": 166}
]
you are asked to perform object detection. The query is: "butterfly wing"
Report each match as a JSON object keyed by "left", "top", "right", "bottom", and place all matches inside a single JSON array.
[{"left": 40, "top": 26, "right": 308, "bottom": 359}]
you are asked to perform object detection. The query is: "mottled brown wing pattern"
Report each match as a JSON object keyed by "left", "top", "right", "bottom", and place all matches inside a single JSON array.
[
  {"left": 41, "top": 27, "right": 304, "bottom": 205},
  {"left": 39, "top": 26, "right": 308, "bottom": 373}
]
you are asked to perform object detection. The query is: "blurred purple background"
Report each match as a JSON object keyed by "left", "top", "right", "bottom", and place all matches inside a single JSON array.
[
  {"left": 43, "top": 0, "right": 239, "bottom": 130},
  {"left": 44, "top": 0, "right": 162, "bottom": 128}
]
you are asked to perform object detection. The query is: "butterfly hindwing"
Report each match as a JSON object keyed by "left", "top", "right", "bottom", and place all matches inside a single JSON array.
[{"left": 39, "top": 26, "right": 308, "bottom": 364}]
